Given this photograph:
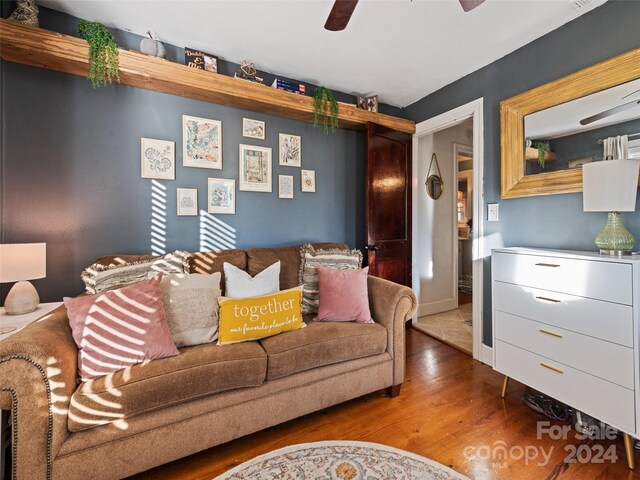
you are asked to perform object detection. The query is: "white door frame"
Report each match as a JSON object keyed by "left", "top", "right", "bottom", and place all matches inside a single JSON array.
[{"left": 411, "top": 98, "right": 490, "bottom": 365}]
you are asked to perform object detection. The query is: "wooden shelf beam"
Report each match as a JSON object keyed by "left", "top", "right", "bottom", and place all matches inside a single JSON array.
[{"left": 0, "top": 19, "right": 415, "bottom": 134}]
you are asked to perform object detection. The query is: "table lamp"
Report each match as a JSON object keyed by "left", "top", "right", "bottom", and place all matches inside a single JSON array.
[
  {"left": 583, "top": 159, "right": 640, "bottom": 255},
  {"left": 0, "top": 243, "right": 46, "bottom": 316}
]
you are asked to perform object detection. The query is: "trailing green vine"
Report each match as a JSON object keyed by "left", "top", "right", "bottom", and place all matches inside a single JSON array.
[
  {"left": 77, "top": 20, "right": 120, "bottom": 88},
  {"left": 532, "top": 140, "right": 547, "bottom": 168},
  {"left": 313, "top": 86, "right": 339, "bottom": 134}
]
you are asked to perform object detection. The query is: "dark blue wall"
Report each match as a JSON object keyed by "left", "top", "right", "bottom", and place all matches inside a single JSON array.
[
  {"left": 0, "top": 7, "right": 385, "bottom": 302},
  {"left": 404, "top": 0, "right": 640, "bottom": 345}
]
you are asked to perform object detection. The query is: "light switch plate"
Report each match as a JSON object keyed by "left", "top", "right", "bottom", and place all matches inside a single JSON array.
[{"left": 488, "top": 203, "right": 499, "bottom": 221}]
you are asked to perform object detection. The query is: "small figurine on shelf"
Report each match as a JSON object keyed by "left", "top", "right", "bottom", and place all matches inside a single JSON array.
[
  {"left": 234, "top": 61, "right": 264, "bottom": 84},
  {"left": 7, "top": 0, "right": 39, "bottom": 27},
  {"left": 140, "top": 31, "right": 166, "bottom": 59}
]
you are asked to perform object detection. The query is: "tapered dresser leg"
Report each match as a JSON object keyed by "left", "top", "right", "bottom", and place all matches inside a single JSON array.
[
  {"left": 501, "top": 376, "right": 509, "bottom": 398},
  {"left": 624, "top": 433, "right": 636, "bottom": 470}
]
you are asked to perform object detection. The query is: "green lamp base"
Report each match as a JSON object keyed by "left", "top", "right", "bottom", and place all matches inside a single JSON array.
[{"left": 595, "top": 212, "right": 635, "bottom": 256}]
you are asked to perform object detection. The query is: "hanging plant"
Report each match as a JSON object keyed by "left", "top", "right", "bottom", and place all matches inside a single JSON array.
[
  {"left": 532, "top": 140, "right": 547, "bottom": 168},
  {"left": 313, "top": 86, "right": 339, "bottom": 134},
  {"left": 77, "top": 20, "right": 120, "bottom": 88}
]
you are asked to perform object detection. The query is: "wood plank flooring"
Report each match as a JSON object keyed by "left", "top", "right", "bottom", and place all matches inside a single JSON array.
[{"left": 128, "top": 329, "right": 640, "bottom": 480}]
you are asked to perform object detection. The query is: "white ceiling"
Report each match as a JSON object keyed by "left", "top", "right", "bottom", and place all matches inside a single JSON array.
[{"left": 40, "top": 0, "right": 607, "bottom": 108}]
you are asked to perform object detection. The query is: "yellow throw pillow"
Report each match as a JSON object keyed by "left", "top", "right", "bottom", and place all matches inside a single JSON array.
[{"left": 218, "top": 286, "right": 304, "bottom": 345}]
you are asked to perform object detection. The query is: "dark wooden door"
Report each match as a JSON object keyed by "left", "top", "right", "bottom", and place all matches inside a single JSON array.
[{"left": 366, "top": 123, "right": 412, "bottom": 287}]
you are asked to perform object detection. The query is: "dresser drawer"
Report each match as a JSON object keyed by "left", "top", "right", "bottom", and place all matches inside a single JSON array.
[
  {"left": 494, "top": 281, "right": 633, "bottom": 347},
  {"left": 495, "top": 311, "right": 634, "bottom": 389},
  {"left": 495, "top": 340, "right": 635, "bottom": 433},
  {"left": 493, "top": 251, "right": 632, "bottom": 305}
]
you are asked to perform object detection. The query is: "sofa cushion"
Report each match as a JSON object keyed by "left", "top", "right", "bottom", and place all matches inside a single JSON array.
[
  {"left": 247, "top": 243, "right": 348, "bottom": 290},
  {"left": 187, "top": 249, "right": 247, "bottom": 294},
  {"left": 68, "top": 341, "right": 267, "bottom": 432},
  {"left": 259, "top": 319, "right": 387, "bottom": 381}
]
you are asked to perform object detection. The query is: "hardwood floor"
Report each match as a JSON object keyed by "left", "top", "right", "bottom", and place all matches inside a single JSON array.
[{"left": 129, "top": 329, "right": 640, "bottom": 480}]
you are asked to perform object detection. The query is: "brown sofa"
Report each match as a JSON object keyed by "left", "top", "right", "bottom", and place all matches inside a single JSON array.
[{"left": 0, "top": 243, "right": 417, "bottom": 480}]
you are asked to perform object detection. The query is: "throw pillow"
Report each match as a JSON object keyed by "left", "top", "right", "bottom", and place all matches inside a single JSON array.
[
  {"left": 159, "top": 272, "right": 222, "bottom": 347},
  {"left": 64, "top": 274, "right": 180, "bottom": 382},
  {"left": 223, "top": 261, "right": 280, "bottom": 299},
  {"left": 299, "top": 244, "right": 363, "bottom": 314},
  {"left": 82, "top": 250, "right": 189, "bottom": 294},
  {"left": 316, "top": 266, "right": 374, "bottom": 324},
  {"left": 217, "top": 286, "right": 304, "bottom": 345}
]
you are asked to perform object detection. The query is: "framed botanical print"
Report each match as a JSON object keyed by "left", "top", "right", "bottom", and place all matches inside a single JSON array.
[
  {"left": 141, "top": 138, "right": 175, "bottom": 180},
  {"left": 301, "top": 169, "right": 316, "bottom": 192},
  {"left": 278, "top": 175, "right": 294, "bottom": 199},
  {"left": 243, "top": 118, "right": 265, "bottom": 140},
  {"left": 182, "top": 115, "right": 222, "bottom": 169},
  {"left": 239, "top": 144, "right": 272, "bottom": 192},
  {"left": 177, "top": 188, "right": 198, "bottom": 216},
  {"left": 279, "top": 133, "right": 301, "bottom": 167},
  {"left": 207, "top": 178, "right": 235, "bottom": 214}
]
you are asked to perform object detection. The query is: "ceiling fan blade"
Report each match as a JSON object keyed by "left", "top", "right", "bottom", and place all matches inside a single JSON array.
[
  {"left": 325, "top": 0, "right": 359, "bottom": 31},
  {"left": 459, "top": 0, "right": 486, "bottom": 12},
  {"left": 580, "top": 99, "right": 640, "bottom": 126}
]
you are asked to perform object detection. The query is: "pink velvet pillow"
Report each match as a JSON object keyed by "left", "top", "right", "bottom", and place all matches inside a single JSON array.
[
  {"left": 315, "top": 266, "right": 374, "bottom": 324},
  {"left": 64, "top": 274, "right": 179, "bottom": 382}
]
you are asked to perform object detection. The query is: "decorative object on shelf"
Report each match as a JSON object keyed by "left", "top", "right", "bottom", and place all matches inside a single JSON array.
[
  {"left": 279, "top": 175, "right": 294, "bottom": 199},
  {"left": 140, "top": 31, "right": 165, "bottom": 59},
  {"left": 583, "top": 158, "right": 640, "bottom": 255},
  {"left": 313, "top": 86, "right": 339, "bottom": 134},
  {"left": 531, "top": 140, "right": 550, "bottom": 168},
  {"left": 272, "top": 78, "right": 306, "bottom": 95},
  {"left": 182, "top": 115, "right": 222, "bottom": 169},
  {"left": 77, "top": 20, "right": 120, "bottom": 88},
  {"left": 207, "top": 178, "right": 235, "bottom": 214},
  {"left": 239, "top": 144, "right": 272, "bottom": 192},
  {"left": 184, "top": 47, "right": 217, "bottom": 73},
  {"left": 0, "top": 243, "right": 46, "bottom": 317},
  {"left": 140, "top": 138, "right": 175, "bottom": 180},
  {"left": 176, "top": 188, "right": 198, "bottom": 216},
  {"left": 235, "top": 61, "right": 264, "bottom": 84},
  {"left": 242, "top": 118, "right": 265, "bottom": 140},
  {"left": 279, "top": 133, "right": 301, "bottom": 167},
  {"left": 7, "top": 0, "right": 39, "bottom": 27},
  {"left": 425, "top": 153, "right": 443, "bottom": 200},
  {"left": 357, "top": 95, "right": 378, "bottom": 112},
  {"left": 568, "top": 157, "right": 592, "bottom": 169},
  {"left": 301, "top": 169, "right": 316, "bottom": 193}
]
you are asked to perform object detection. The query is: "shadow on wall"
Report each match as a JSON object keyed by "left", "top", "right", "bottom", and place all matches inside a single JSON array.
[{"left": 151, "top": 181, "right": 167, "bottom": 256}]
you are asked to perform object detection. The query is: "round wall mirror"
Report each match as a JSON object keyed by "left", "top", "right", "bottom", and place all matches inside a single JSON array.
[{"left": 426, "top": 174, "right": 444, "bottom": 199}]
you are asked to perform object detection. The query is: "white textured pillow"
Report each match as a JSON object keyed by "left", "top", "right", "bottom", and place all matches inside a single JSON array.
[
  {"left": 224, "top": 261, "right": 280, "bottom": 298},
  {"left": 159, "top": 272, "right": 222, "bottom": 347}
]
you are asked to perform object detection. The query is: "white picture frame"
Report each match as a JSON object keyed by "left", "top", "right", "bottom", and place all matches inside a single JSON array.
[
  {"left": 279, "top": 133, "right": 301, "bottom": 167},
  {"left": 301, "top": 169, "right": 316, "bottom": 192},
  {"left": 207, "top": 178, "right": 235, "bottom": 214},
  {"left": 176, "top": 188, "right": 198, "bottom": 216},
  {"left": 242, "top": 118, "right": 265, "bottom": 140},
  {"left": 239, "top": 144, "right": 272, "bottom": 192},
  {"left": 182, "top": 115, "right": 222, "bottom": 170},
  {"left": 141, "top": 138, "right": 175, "bottom": 180},
  {"left": 278, "top": 175, "right": 294, "bottom": 199}
]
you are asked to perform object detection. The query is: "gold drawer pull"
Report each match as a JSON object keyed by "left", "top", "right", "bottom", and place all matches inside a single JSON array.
[
  {"left": 540, "top": 362, "right": 564, "bottom": 374},
  {"left": 535, "top": 296, "right": 561, "bottom": 304},
  {"left": 539, "top": 329, "right": 563, "bottom": 338},
  {"left": 535, "top": 263, "right": 560, "bottom": 268}
]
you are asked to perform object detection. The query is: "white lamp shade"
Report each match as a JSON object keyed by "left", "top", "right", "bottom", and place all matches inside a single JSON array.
[
  {"left": 583, "top": 159, "right": 640, "bottom": 212},
  {"left": 0, "top": 243, "right": 47, "bottom": 283}
]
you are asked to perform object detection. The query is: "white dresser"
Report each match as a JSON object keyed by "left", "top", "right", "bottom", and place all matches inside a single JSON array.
[{"left": 492, "top": 247, "right": 639, "bottom": 469}]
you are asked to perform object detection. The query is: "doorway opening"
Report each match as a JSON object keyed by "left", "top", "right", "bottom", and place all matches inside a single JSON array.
[{"left": 410, "top": 99, "right": 487, "bottom": 363}]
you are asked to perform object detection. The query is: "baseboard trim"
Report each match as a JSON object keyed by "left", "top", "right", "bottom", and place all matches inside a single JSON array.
[
  {"left": 417, "top": 298, "right": 457, "bottom": 317},
  {"left": 480, "top": 344, "right": 493, "bottom": 367}
]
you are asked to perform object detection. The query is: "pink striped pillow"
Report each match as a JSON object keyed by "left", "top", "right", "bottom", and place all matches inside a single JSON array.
[{"left": 64, "top": 274, "right": 179, "bottom": 382}]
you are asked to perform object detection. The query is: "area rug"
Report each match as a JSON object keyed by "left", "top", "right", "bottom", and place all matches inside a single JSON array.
[{"left": 213, "top": 440, "right": 470, "bottom": 480}]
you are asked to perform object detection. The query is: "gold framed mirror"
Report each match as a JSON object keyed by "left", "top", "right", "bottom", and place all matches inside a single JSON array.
[{"left": 500, "top": 48, "right": 640, "bottom": 199}]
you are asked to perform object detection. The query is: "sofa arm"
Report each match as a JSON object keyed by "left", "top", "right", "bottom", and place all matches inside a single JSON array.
[
  {"left": 367, "top": 276, "right": 417, "bottom": 386},
  {"left": 0, "top": 305, "right": 77, "bottom": 480}
]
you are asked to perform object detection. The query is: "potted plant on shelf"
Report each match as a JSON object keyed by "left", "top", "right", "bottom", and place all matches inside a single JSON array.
[
  {"left": 313, "top": 86, "right": 339, "bottom": 134},
  {"left": 531, "top": 140, "right": 550, "bottom": 168},
  {"left": 77, "top": 20, "right": 120, "bottom": 88}
]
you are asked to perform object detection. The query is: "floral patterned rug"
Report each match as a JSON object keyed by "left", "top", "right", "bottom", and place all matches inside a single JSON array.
[{"left": 213, "top": 441, "right": 470, "bottom": 480}]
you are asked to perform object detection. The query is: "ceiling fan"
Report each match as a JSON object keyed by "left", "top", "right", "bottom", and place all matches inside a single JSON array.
[
  {"left": 580, "top": 88, "right": 640, "bottom": 126},
  {"left": 324, "top": 0, "right": 486, "bottom": 31}
]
